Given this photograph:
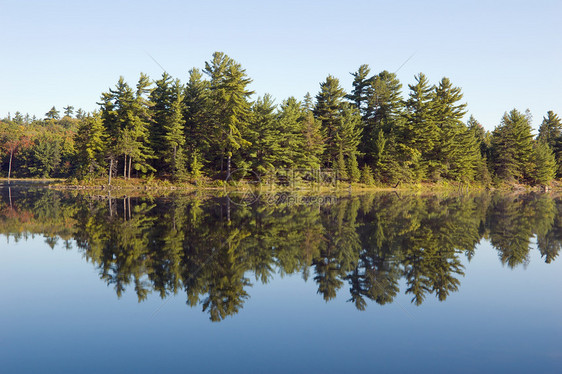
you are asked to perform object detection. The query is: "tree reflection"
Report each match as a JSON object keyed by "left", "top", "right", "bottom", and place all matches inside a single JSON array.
[{"left": 1, "top": 188, "right": 561, "bottom": 321}]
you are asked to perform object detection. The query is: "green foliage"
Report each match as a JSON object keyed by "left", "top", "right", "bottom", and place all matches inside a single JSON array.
[
  {"left": 537, "top": 111, "right": 562, "bottom": 177},
  {"left": 347, "top": 153, "right": 360, "bottom": 182},
  {"left": 190, "top": 150, "right": 204, "bottom": 180},
  {"left": 537, "top": 110, "right": 562, "bottom": 147},
  {"left": 29, "top": 134, "right": 61, "bottom": 178},
  {"left": 490, "top": 109, "right": 534, "bottom": 182},
  {"left": 204, "top": 52, "right": 254, "bottom": 177},
  {"left": 74, "top": 111, "right": 107, "bottom": 177},
  {"left": 100, "top": 74, "right": 156, "bottom": 179},
  {"left": 336, "top": 148, "right": 348, "bottom": 180},
  {"left": 314, "top": 76, "right": 361, "bottom": 167},
  {"left": 2, "top": 55, "right": 561, "bottom": 187},
  {"left": 531, "top": 141, "right": 556, "bottom": 185},
  {"left": 247, "top": 94, "right": 280, "bottom": 173},
  {"left": 3, "top": 190, "right": 560, "bottom": 321},
  {"left": 400, "top": 73, "right": 439, "bottom": 180},
  {"left": 360, "top": 164, "right": 375, "bottom": 185},
  {"left": 45, "top": 106, "right": 60, "bottom": 120}
]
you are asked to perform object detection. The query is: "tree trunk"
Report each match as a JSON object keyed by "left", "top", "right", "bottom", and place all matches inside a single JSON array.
[
  {"left": 227, "top": 154, "right": 232, "bottom": 179},
  {"left": 8, "top": 150, "right": 13, "bottom": 183},
  {"left": 124, "top": 155, "right": 127, "bottom": 179},
  {"left": 128, "top": 157, "right": 132, "bottom": 180},
  {"left": 108, "top": 158, "right": 113, "bottom": 186}
]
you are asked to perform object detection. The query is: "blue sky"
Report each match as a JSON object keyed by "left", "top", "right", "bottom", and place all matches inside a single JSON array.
[{"left": 1, "top": 0, "right": 560, "bottom": 131}]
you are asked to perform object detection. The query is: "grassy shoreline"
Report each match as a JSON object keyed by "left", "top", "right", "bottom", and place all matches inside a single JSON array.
[{"left": 2, "top": 177, "right": 557, "bottom": 194}]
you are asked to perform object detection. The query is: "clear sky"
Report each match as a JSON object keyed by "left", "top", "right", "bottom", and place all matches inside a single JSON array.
[{"left": 1, "top": 0, "right": 560, "bottom": 131}]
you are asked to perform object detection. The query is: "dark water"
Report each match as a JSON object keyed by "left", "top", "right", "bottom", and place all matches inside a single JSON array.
[{"left": 0, "top": 188, "right": 560, "bottom": 373}]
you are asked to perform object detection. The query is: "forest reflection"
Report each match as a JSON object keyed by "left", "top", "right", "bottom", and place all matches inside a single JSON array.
[{"left": 1, "top": 188, "right": 560, "bottom": 321}]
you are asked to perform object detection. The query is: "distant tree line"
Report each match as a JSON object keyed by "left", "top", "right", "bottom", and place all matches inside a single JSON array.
[{"left": 1, "top": 52, "right": 561, "bottom": 186}]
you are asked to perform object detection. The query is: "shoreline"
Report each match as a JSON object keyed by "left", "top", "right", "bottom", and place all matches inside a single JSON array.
[{"left": 0, "top": 177, "right": 557, "bottom": 194}]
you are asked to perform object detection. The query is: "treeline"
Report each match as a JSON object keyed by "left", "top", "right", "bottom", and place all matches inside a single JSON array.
[
  {"left": 2, "top": 52, "right": 562, "bottom": 186},
  {"left": 1, "top": 189, "right": 560, "bottom": 320}
]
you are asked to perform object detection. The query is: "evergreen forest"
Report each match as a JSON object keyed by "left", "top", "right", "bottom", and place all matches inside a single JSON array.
[{"left": 2, "top": 52, "right": 561, "bottom": 187}]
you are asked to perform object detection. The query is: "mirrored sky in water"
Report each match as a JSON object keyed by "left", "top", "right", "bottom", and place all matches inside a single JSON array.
[{"left": 0, "top": 189, "right": 561, "bottom": 373}]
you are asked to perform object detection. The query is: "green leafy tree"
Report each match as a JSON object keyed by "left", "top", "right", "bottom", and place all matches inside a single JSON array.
[
  {"left": 0, "top": 122, "right": 32, "bottom": 180},
  {"left": 30, "top": 134, "right": 61, "bottom": 177}
]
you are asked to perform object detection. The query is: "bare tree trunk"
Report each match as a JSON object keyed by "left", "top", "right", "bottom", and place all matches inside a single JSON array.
[
  {"left": 8, "top": 150, "right": 13, "bottom": 184},
  {"left": 8, "top": 186, "right": 12, "bottom": 210},
  {"left": 108, "top": 158, "right": 113, "bottom": 186},
  {"left": 124, "top": 155, "right": 127, "bottom": 179},
  {"left": 128, "top": 157, "right": 132, "bottom": 180}
]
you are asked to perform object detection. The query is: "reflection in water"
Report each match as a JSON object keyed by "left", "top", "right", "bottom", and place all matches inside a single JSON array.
[{"left": 0, "top": 188, "right": 560, "bottom": 321}]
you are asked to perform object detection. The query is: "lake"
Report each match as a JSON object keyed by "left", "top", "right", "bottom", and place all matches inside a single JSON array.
[{"left": 0, "top": 187, "right": 560, "bottom": 373}]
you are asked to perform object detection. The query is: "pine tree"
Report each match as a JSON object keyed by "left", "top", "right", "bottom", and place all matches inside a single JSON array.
[
  {"left": 467, "top": 115, "right": 490, "bottom": 158},
  {"left": 204, "top": 52, "right": 253, "bottom": 177},
  {"left": 537, "top": 111, "right": 562, "bottom": 147},
  {"left": 276, "top": 97, "right": 314, "bottom": 169},
  {"left": 74, "top": 111, "right": 107, "bottom": 177},
  {"left": 163, "top": 80, "right": 186, "bottom": 177},
  {"left": 45, "top": 106, "right": 60, "bottom": 120},
  {"left": 432, "top": 77, "right": 480, "bottom": 181},
  {"left": 336, "top": 148, "right": 348, "bottom": 180},
  {"left": 347, "top": 64, "right": 372, "bottom": 116},
  {"left": 149, "top": 72, "right": 175, "bottom": 171},
  {"left": 247, "top": 94, "right": 279, "bottom": 174},
  {"left": 362, "top": 70, "right": 403, "bottom": 170},
  {"left": 531, "top": 141, "right": 556, "bottom": 185},
  {"left": 190, "top": 150, "right": 204, "bottom": 180},
  {"left": 537, "top": 111, "right": 562, "bottom": 177},
  {"left": 360, "top": 164, "right": 375, "bottom": 185},
  {"left": 300, "top": 109, "right": 325, "bottom": 169},
  {"left": 63, "top": 106, "right": 74, "bottom": 117},
  {"left": 347, "top": 152, "right": 360, "bottom": 182},
  {"left": 183, "top": 68, "right": 211, "bottom": 159},
  {"left": 400, "top": 73, "right": 439, "bottom": 180},
  {"left": 490, "top": 109, "right": 534, "bottom": 182},
  {"left": 99, "top": 74, "right": 155, "bottom": 180},
  {"left": 314, "top": 75, "right": 346, "bottom": 165}
]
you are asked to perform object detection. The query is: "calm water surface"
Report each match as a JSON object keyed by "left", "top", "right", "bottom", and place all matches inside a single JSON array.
[{"left": 0, "top": 188, "right": 560, "bottom": 373}]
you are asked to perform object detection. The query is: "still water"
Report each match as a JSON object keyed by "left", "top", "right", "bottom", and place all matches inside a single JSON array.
[{"left": 0, "top": 188, "right": 560, "bottom": 373}]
